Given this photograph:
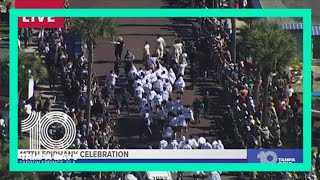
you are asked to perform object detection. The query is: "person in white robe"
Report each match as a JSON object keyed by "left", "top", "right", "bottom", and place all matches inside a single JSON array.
[
  {"left": 127, "top": 65, "right": 138, "bottom": 81},
  {"left": 150, "top": 72, "right": 158, "bottom": 84},
  {"left": 182, "top": 141, "right": 192, "bottom": 149},
  {"left": 180, "top": 53, "right": 188, "bottom": 64},
  {"left": 137, "top": 67, "right": 145, "bottom": 79},
  {"left": 168, "top": 68, "right": 176, "bottom": 85},
  {"left": 203, "top": 141, "right": 213, "bottom": 149},
  {"left": 132, "top": 78, "right": 142, "bottom": 89},
  {"left": 174, "top": 77, "right": 186, "bottom": 98},
  {"left": 159, "top": 139, "right": 168, "bottom": 149},
  {"left": 140, "top": 104, "right": 151, "bottom": 117},
  {"left": 143, "top": 79, "right": 152, "bottom": 95},
  {"left": 153, "top": 78, "right": 163, "bottom": 94},
  {"left": 173, "top": 40, "right": 183, "bottom": 62},
  {"left": 178, "top": 61, "right": 188, "bottom": 77},
  {"left": 208, "top": 172, "right": 221, "bottom": 180},
  {"left": 139, "top": 97, "right": 148, "bottom": 111},
  {"left": 217, "top": 140, "right": 224, "bottom": 149},
  {"left": 105, "top": 70, "right": 118, "bottom": 89},
  {"left": 172, "top": 98, "right": 183, "bottom": 115},
  {"left": 134, "top": 83, "right": 144, "bottom": 101},
  {"left": 152, "top": 94, "right": 163, "bottom": 107},
  {"left": 147, "top": 55, "right": 157, "bottom": 71},
  {"left": 144, "top": 112, "right": 153, "bottom": 131},
  {"left": 169, "top": 116, "right": 179, "bottom": 127},
  {"left": 143, "top": 41, "right": 150, "bottom": 60},
  {"left": 178, "top": 136, "right": 187, "bottom": 149},
  {"left": 125, "top": 174, "right": 138, "bottom": 180},
  {"left": 212, "top": 140, "right": 219, "bottom": 149},
  {"left": 159, "top": 70, "right": 169, "bottom": 82},
  {"left": 177, "top": 113, "right": 187, "bottom": 133},
  {"left": 156, "top": 35, "right": 166, "bottom": 58},
  {"left": 172, "top": 139, "right": 179, "bottom": 148},
  {"left": 198, "top": 137, "right": 206, "bottom": 148},
  {"left": 161, "top": 88, "right": 170, "bottom": 102},
  {"left": 166, "top": 98, "right": 175, "bottom": 115},
  {"left": 166, "top": 139, "right": 178, "bottom": 149},
  {"left": 147, "top": 90, "right": 157, "bottom": 107},
  {"left": 188, "top": 135, "right": 199, "bottom": 149},
  {"left": 182, "top": 105, "right": 194, "bottom": 127},
  {"left": 163, "top": 79, "right": 173, "bottom": 93},
  {"left": 160, "top": 66, "right": 169, "bottom": 76}
]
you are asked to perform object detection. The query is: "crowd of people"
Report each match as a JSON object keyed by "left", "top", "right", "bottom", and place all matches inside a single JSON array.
[{"left": 10, "top": 1, "right": 319, "bottom": 179}]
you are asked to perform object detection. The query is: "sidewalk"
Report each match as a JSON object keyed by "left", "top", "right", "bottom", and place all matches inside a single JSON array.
[{"left": 22, "top": 38, "right": 65, "bottom": 112}]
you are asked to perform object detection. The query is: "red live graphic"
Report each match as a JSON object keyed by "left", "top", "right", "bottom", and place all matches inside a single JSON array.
[{"left": 16, "top": 0, "right": 65, "bottom": 28}]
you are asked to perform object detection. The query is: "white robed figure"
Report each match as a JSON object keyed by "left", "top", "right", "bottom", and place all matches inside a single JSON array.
[
  {"left": 217, "top": 140, "right": 224, "bottom": 149},
  {"left": 159, "top": 139, "right": 168, "bottom": 149},
  {"left": 198, "top": 137, "right": 206, "bottom": 148},
  {"left": 174, "top": 77, "right": 186, "bottom": 97},
  {"left": 143, "top": 41, "right": 150, "bottom": 60},
  {"left": 166, "top": 140, "right": 178, "bottom": 149},
  {"left": 173, "top": 40, "right": 183, "bottom": 62},
  {"left": 127, "top": 65, "right": 138, "bottom": 81},
  {"left": 178, "top": 136, "right": 187, "bottom": 149},
  {"left": 168, "top": 68, "right": 176, "bottom": 85},
  {"left": 188, "top": 137, "right": 199, "bottom": 149},
  {"left": 156, "top": 35, "right": 166, "bottom": 58}
]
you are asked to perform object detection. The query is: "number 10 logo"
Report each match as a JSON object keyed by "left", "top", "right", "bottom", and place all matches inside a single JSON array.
[
  {"left": 21, "top": 111, "right": 76, "bottom": 150},
  {"left": 257, "top": 151, "right": 278, "bottom": 163}
]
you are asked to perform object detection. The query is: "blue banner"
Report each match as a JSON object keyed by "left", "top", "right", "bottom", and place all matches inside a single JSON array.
[{"left": 247, "top": 149, "right": 303, "bottom": 163}]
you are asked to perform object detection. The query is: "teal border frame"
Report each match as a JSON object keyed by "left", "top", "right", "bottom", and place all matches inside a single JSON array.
[{"left": 9, "top": 8, "right": 312, "bottom": 172}]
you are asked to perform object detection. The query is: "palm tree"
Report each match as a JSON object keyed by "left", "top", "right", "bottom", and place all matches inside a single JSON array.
[
  {"left": 70, "top": 18, "right": 116, "bottom": 135},
  {"left": 0, "top": 52, "right": 47, "bottom": 94},
  {"left": 237, "top": 20, "right": 297, "bottom": 126}
]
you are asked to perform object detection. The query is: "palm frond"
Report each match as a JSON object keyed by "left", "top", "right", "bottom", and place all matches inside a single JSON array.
[{"left": 238, "top": 20, "right": 297, "bottom": 74}]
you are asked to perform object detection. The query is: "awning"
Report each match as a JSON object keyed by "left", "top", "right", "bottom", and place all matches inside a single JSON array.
[{"left": 280, "top": 23, "right": 320, "bottom": 36}]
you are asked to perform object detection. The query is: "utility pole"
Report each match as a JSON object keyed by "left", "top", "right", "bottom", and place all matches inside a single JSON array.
[{"left": 229, "top": 0, "right": 237, "bottom": 63}]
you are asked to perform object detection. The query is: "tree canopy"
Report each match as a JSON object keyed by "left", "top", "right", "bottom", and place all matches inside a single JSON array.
[
  {"left": 237, "top": 20, "right": 297, "bottom": 75},
  {"left": 70, "top": 18, "right": 116, "bottom": 45},
  {"left": 0, "top": 52, "right": 47, "bottom": 89}
]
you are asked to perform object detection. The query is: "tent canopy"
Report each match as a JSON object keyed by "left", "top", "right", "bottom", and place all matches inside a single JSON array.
[{"left": 280, "top": 23, "right": 320, "bottom": 36}]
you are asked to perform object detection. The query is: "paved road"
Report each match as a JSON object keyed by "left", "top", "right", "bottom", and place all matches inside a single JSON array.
[
  {"left": 67, "top": 0, "right": 239, "bottom": 179},
  {"left": 254, "top": 0, "right": 320, "bottom": 25},
  {"left": 70, "top": 0, "right": 216, "bottom": 147}
]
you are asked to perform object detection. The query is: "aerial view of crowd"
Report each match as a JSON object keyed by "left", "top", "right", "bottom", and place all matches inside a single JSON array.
[{"left": 0, "top": 0, "right": 317, "bottom": 179}]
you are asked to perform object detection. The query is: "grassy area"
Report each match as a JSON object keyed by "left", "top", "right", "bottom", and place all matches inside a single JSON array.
[
  {"left": 0, "top": 23, "right": 9, "bottom": 40},
  {"left": 0, "top": 138, "right": 37, "bottom": 179}
]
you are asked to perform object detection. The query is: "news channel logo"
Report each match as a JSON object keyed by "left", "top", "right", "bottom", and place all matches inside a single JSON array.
[
  {"left": 257, "top": 151, "right": 278, "bottom": 163},
  {"left": 21, "top": 111, "right": 76, "bottom": 150},
  {"left": 248, "top": 149, "right": 302, "bottom": 163}
]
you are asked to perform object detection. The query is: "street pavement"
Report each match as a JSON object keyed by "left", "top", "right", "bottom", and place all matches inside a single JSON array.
[
  {"left": 67, "top": 0, "right": 240, "bottom": 179},
  {"left": 257, "top": 0, "right": 320, "bottom": 25}
]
